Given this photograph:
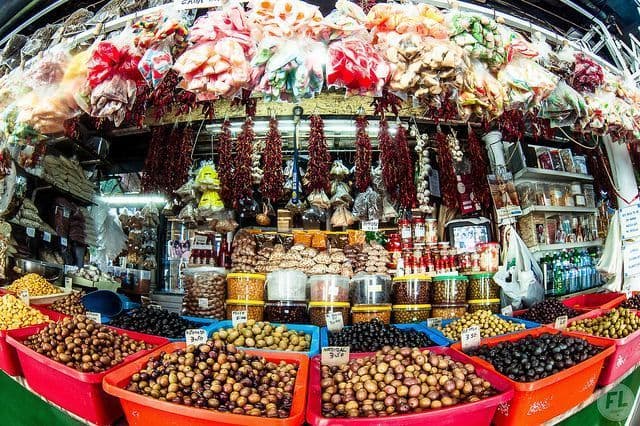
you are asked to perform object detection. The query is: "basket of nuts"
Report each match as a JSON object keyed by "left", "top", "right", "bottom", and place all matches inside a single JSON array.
[{"left": 4, "top": 273, "right": 71, "bottom": 305}]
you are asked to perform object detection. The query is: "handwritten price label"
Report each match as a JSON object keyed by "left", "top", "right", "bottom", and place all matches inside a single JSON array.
[
  {"left": 26, "top": 227, "right": 35, "bottom": 238},
  {"left": 325, "top": 312, "right": 344, "bottom": 333},
  {"left": 64, "top": 277, "right": 73, "bottom": 290},
  {"left": 232, "top": 310, "right": 248, "bottom": 327},
  {"left": 461, "top": 325, "right": 481, "bottom": 351},
  {"left": 197, "top": 298, "right": 209, "bottom": 309},
  {"left": 501, "top": 305, "right": 513, "bottom": 316},
  {"left": 321, "top": 346, "right": 350, "bottom": 366},
  {"left": 86, "top": 312, "right": 102, "bottom": 324},
  {"left": 148, "top": 304, "right": 162, "bottom": 309},
  {"left": 185, "top": 329, "right": 208, "bottom": 346},
  {"left": 60, "top": 237, "right": 68, "bottom": 247},
  {"left": 361, "top": 220, "right": 379, "bottom": 232},
  {"left": 427, "top": 317, "right": 442, "bottom": 328},
  {"left": 555, "top": 315, "right": 568, "bottom": 330},
  {"left": 18, "top": 289, "right": 29, "bottom": 306},
  {"left": 43, "top": 232, "right": 51, "bottom": 242}
]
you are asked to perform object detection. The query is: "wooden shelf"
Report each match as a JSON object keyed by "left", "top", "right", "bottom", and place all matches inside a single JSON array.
[
  {"left": 529, "top": 240, "right": 602, "bottom": 254},
  {"left": 513, "top": 167, "right": 594, "bottom": 183},
  {"left": 521, "top": 205, "right": 598, "bottom": 216}
]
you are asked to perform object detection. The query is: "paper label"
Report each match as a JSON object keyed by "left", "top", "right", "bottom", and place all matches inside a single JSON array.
[
  {"left": 232, "top": 310, "right": 247, "bottom": 327},
  {"left": 60, "top": 237, "right": 68, "bottom": 247},
  {"left": 427, "top": 317, "right": 442, "bottom": 328},
  {"left": 63, "top": 208, "right": 70, "bottom": 219},
  {"left": 64, "top": 277, "right": 72, "bottom": 290},
  {"left": 26, "top": 227, "right": 35, "bottom": 238},
  {"left": 18, "top": 289, "right": 29, "bottom": 306},
  {"left": 148, "top": 304, "right": 162, "bottom": 309},
  {"left": 501, "top": 305, "right": 513, "bottom": 316},
  {"left": 622, "top": 241, "right": 640, "bottom": 278},
  {"left": 461, "top": 325, "right": 481, "bottom": 351},
  {"left": 325, "top": 312, "right": 344, "bottom": 333},
  {"left": 185, "top": 329, "right": 208, "bottom": 346},
  {"left": 555, "top": 315, "right": 568, "bottom": 330},
  {"left": 174, "top": 0, "right": 221, "bottom": 10},
  {"left": 321, "top": 346, "right": 350, "bottom": 366},
  {"left": 197, "top": 298, "right": 209, "bottom": 309},
  {"left": 361, "top": 220, "right": 379, "bottom": 232},
  {"left": 86, "top": 311, "right": 101, "bottom": 324},
  {"left": 368, "top": 284, "right": 382, "bottom": 293},
  {"left": 328, "top": 285, "right": 339, "bottom": 297},
  {"left": 43, "top": 232, "right": 51, "bottom": 242},
  {"left": 620, "top": 204, "right": 640, "bottom": 240}
]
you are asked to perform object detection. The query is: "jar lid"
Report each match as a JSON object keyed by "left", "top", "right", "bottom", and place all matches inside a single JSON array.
[
  {"left": 465, "top": 272, "right": 495, "bottom": 279},
  {"left": 225, "top": 299, "right": 265, "bottom": 306},
  {"left": 227, "top": 273, "right": 266, "bottom": 280},
  {"left": 392, "top": 274, "right": 431, "bottom": 282},
  {"left": 392, "top": 304, "right": 432, "bottom": 310},
  {"left": 432, "top": 275, "right": 468, "bottom": 282},
  {"left": 351, "top": 304, "right": 392, "bottom": 312},
  {"left": 184, "top": 266, "right": 227, "bottom": 275},
  {"left": 467, "top": 299, "right": 501, "bottom": 304},
  {"left": 308, "top": 301, "right": 350, "bottom": 308},
  {"left": 265, "top": 300, "right": 307, "bottom": 306}
]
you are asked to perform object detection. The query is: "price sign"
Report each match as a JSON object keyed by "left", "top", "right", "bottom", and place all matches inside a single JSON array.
[
  {"left": 427, "top": 317, "right": 442, "bottom": 328},
  {"left": 325, "top": 312, "right": 344, "bottom": 333},
  {"left": 197, "top": 298, "right": 209, "bottom": 309},
  {"left": 501, "top": 305, "right": 513, "bottom": 316},
  {"left": 367, "top": 283, "right": 382, "bottom": 293},
  {"left": 620, "top": 204, "right": 640, "bottom": 240},
  {"left": 555, "top": 315, "right": 568, "bottom": 330},
  {"left": 174, "top": 0, "right": 221, "bottom": 10},
  {"left": 63, "top": 208, "right": 70, "bottom": 219},
  {"left": 64, "top": 277, "right": 73, "bottom": 290},
  {"left": 43, "top": 232, "right": 51, "bottom": 242},
  {"left": 18, "top": 289, "right": 29, "bottom": 306},
  {"left": 86, "top": 312, "right": 102, "bottom": 324},
  {"left": 232, "top": 310, "right": 248, "bottom": 327},
  {"left": 185, "top": 329, "right": 208, "bottom": 346},
  {"left": 26, "top": 227, "right": 35, "bottom": 238},
  {"left": 321, "top": 346, "right": 350, "bottom": 366},
  {"left": 148, "top": 304, "right": 162, "bottom": 309},
  {"left": 461, "top": 325, "right": 481, "bottom": 351},
  {"left": 60, "top": 237, "right": 68, "bottom": 247},
  {"left": 361, "top": 220, "right": 379, "bottom": 232}
]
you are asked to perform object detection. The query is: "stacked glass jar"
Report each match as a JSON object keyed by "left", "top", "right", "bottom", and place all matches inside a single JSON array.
[
  {"left": 308, "top": 275, "right": 351, "bottom": 327},
  {"left": 349, "top": 274, "right": 392, "bottom": 324},
  {"left": 225, "top": 273, "right": 266, "bottom": 321},
  {"left": 466, "top": 272, "right": 501, "bottom": 313},
  {"left": 264, "top": 270, "right": 309, "bottom": 323},
  {"left": 430, "top": 275, "right": 468, "bottom": 318},
  {"left": 391, "top": 274, "right": 431, "bottom": 323}
]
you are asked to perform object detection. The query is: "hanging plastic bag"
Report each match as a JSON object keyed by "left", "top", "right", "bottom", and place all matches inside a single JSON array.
[
  {"left": 447, "top": 12, "right": 506, "bottom": 68},
  {"left": 458, "top": 61, "right": 506, "bottom": 119},
  {"left": 538, "top": 80, "right": 587, "bottom": 128},
  {"left": 247, "top": 0, "right": 323, "bottom": 42},
  {"left": 320, "top": 0, "right": 367, "bottom": 41},
  {"left": 597, "top": 211, "right": 622, "bottom": 291},
  {"left": 352, "top": 187, "right": 382, "bottom": 222},
  {"left": 498, "top": 56, "right": 558, "bottom": 110}
]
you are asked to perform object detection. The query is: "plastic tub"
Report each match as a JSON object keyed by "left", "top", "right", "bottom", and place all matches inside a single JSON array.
[
  {"left": 206, "top": 320, "right": 320, "bottom": 358},
  {"left": 466, "top": 273, "right": 500, "bottom": 300},
  {"left": 81, "top": 290, "right": 123, "bottom": 318},
  {"left": 392, "top": 274, "right": 430, "bottom": 304},
  {"left": 467, "top": 299, "right": 501, "bottom": 314},
  {"left": 429, "top": 315, "right": 540, "bottom": 346},
  {"left": 392, "top": 304, "right": 431, "bottom": 323},
  {"left": 103, "top": 342, "right": 309, "bottom": 426},
  {"left": 6, "top": 324, "right": 168, "bottom": 425},
  {"left": 266, "top": 270, "right": 307, "bottom": 301},
  {"left": 431, "top": 303, "right": 468, "bottom": 319},
  {"left": 320, "top": 322, "right": 451, "bottom": 349},
  {"left": 308, "top": 302, "right": 350, "bottom": 327},
  {"left": 562, "top": 292, "right": 626, "bottom": 311},
  {"left": 451, "top": 327, "right": 615, "bottom": 426},
  {"left": 306, "top": 346, "right": 514, "bottom": 426},
  {"left": 565, "top": 308, "right": 640, "bottom": 385},
  {"left": 432, "top": 275, "right": 468, "bottom": 303},
  {"left": 309, "top": 275, "right": 350, "bottom": 303},
  {"left": 349, "top": 275, "right": 391, "bottom": 305},
  {"left": 225, "top": 299, "right": 265, "bottom": 321},
  {"left": 226, "top": 273, "right": 266, "bottom": 300},
  {"left": 351, "top": 304, "right": 392, "bottom": 324},
  {"left": 182, "top": 267, "right": 226, "bottom": 319},
  {"left": 265, "top": 301, "right": 308, "bottom": 324}
]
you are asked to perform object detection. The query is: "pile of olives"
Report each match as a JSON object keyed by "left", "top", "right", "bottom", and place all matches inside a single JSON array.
[
  {"left": 109, "top": 307, "right": 201, "bottom": 339},
  {"left": 621, "top": 295, "right": 640, "bottom": 309},
  {"left": 467, "top": 333, "right": 602, "bottom": 382},
  {"left": 328, "top": 319, "right": 434, "bottom": 352},
  {"left": 128, "top": 340, "right": 298, "bottom": 418},
  {"left": 211, "top": 320, "right": 311, "bottom": 352},
  {"left": 438, "top": 310, "right": 525, "bottom": 341},
  {"left": 517, "top": 299, "right": 578, "bottom": 324},
  {"left": 567, "top": 308, "right": 640, "bottom": 339},
  {"left": 320, "top": 346, "right": 496, "bottom": 418},
  {"left": 50, "top": 291, "right": 86, "bottom": 316}
]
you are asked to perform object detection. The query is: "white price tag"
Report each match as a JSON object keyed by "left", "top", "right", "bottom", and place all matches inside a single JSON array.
[
  {"left": 148, "top": 304, "right": 162, "bottom": 309},
  {"left": 173, "top": 0, "right": 221, "bottom": 10},
  {"left": 43, "top": 232, "right": 51, "bottom": 242},
  {"left": 26, "top": 227, "right": 35, "bottom": 238},
  {"left": 555, "top": 315, "right": 568, "bottom": 330},
  {"left": 461, "top": 325, "right": 481, "bottom": 351},
  {"left": 328, "top": 285, "right": 339, "bottom": 297},
  {"left": 197, "top": 298, "right": 209, "bottom": 309},
  {"left": 63, "top": 208, "right": 70, "bottom": 218},
  {"left": 185, "top": 329, "right": 208, "bottom": 346},
  {"left": 64, "top": 277, "right": 73, "bottom": 290},
  {"left": 60, "top": 237, "right": 68, "bottom": 247},
  {"left": 325, "top": 312, "right": 344, "bottom": 333},
  {"left": 18, "top": 289, "right": 29, "bottom": 306},
  {"left": 86, "top": 311, "right": 102, "bottom": 324},
  {"left": 232, "top": 310, "right": 248, "bottom": 327},
  {"left": 361, "top": 220, "right": 379, "bottom": 232},
  {"left": 501, "top": 305, "right": 513, "bottom": 316},
  {"left": 321, "top": 346, "right": 350, "bottom": 366},
  {"left": 427, "top": 317, "right": 442, "bottom": 328},
  {"left": 368, "top": 284, "right": 382, "bottom": 293}
]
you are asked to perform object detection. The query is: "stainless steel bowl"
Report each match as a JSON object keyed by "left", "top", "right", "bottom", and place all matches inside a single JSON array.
[{"left": 13, "top": 258, "right": 62, "bottom": 282}]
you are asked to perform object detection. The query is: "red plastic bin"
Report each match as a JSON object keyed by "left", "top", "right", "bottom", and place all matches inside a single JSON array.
[
  {"left": 0, "top": 305, "right": 67, "bottom": 377},
  {"left": 562, "top": 292, "right": 626, "bottom": 311},
  {"left": 305, "top": 346, "right": 515, "bottom": 426},
  {"left": 451, "top": 327, "right": 615, "bottom": 426},
  {"left": 566, "top": 308, "right": 640, "bottom": 385},
  {"left": 103, "top": 342, "right": 309, "bottom": 426},
  {"left": 6, "top": 323, "right": 168, "bottom": 425}
]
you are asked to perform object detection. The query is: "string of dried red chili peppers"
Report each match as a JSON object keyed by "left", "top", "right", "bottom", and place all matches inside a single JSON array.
[
  {"left": 395, "top": 124, "right": 417, "bottom": 209},
  {"left": 261, "top": 117, "right": 284, "bottom": 203},
  {"left": 378, "top": 118, "right": 398, "bottom": 199},
  {"left": 217, "top": 120, "right": 234, "bottom": 206},
  {"left": 355, "top": 115, "right": 372, "bottom": 192},
  {"left": 467, "top": 128, "right": 492, "bottom": 209},
  {"left": 231, "top": 89, "right": 257, "bottom": 118},
  {"left": 306, "top": 115, "right": 331, "bottom": 193},
  {"left": 435, "top": 130, "right": 459, "bottom": 209},
  {"left": 173, "top": 126, "right": 194, "bottom": 192},
  {"left": 141, "top": 127, "right": 166, "bottom": 194},
  {"left": 149, "top": 70, "right": 180, "bottom": 121},
  {"left": 499, "top": 109, "right": 525, "bottom": 142},
  {"left": 371, "top": 87, "right": 402, "bottom": 117},
  {"left": 234, "top": 118, "right": 255, "bottom": 207}
]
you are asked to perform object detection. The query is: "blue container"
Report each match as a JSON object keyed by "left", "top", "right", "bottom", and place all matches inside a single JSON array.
[
  {"left": 102, "top": 312, "right": 216, "bottom": 341},
  {"left": 424, "top": 314, "right": 541, "bottom": 346},
  {"left": 320, "top": 322, "right": 451, "bottom": 351},
  {"left": 115, "top": 294, "right": 141, "bottom": 311},
  {"left": 81, "top": 290, "right": 123, "bottom": 318},
  {"left": 205, "top": 320, "right": 320, "bottom": 358}
]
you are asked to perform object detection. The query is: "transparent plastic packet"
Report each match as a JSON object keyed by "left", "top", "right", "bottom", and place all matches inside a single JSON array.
[
  {"left": 366, "top": 2, "right": 448, "bottom": 44},
  {"left": 320, "top": 0, "right": 368, "bottom": 41},
  {"left": 247, "top": 0, "right": 323, "bottom": 42},
  {"left": 352, "top": 187, "right": 382, "bottom": 221},
  {"left": 446, "top": 11, "right": 506, "bottom": 69},
  {"left": 21, "top": 24, "right": 60, "bottom": 60},
  {"left": 538, "top": 80, "right": 588, "bottom": 128},
  {"left": 458, "top": 60, "right": 506, "bottom": 119},
  {"left": 498, "top": 56, "right": 559, "bottom": 110}
]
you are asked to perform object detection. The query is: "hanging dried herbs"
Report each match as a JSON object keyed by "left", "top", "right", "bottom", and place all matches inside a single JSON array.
[
  {"left": 217, "top": 120, "right": 234, "bottom": 205},
  {"left": 234, "top": 118, "right": 255, "bottom": 206},
  {"left": 467, "top": 128, "right": 492, "bottom": 209},
  {"left": 378, "top": 118, "right": 398, "bottom": 199},
  {"left": 306, "top": 115, "right": 331, "bottom": 193},
  {"left": 395, "top": 125, "right": 417, "bottom": 209},
  {"left": 435, "top": 130, "right": 459, "bottom": 209},
  {"left": 261, "top": 117, "right": 284, "bottom": 203},
  {"left": 355, "top": 115, "right": 372, "bottom": 192}
]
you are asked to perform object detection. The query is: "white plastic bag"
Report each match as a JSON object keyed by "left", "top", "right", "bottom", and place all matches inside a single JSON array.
[{"left": 597, "top": 211, "right": 622, "bottom": 291}]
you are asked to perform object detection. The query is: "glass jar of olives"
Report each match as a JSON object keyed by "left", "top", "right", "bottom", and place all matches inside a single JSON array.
[
  {"left": 467, "top": 273, "right": 500, "bottom": 299},
  {"left": 392, "top": 274, "right": 430, "bottom": 304},
  {"left": 225, "top": 299, "right": 265, "bottom": 321},
  {"left": 308, "top": 302, "right": 351, "bottom": 327},
  {"left": 431, "top": 303, "right": 468, "bottom": 319},
  {"left": 350, "top": 274, "right": 392, "bottom": 305},
  {"left": 264, "top": 301, "right": 308, "bottom": 323},
  {"left": 431, "top": 275, "right": 468, "bottom": 303},
  {"left": 351, "top": 304, "right": 392, "bottom": 324},
  {"left": 467, "top": 299, "right": 501, "bottom": 314},
  {"left": 392, "top": 304, "right": 431, "bottom": 323}
]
